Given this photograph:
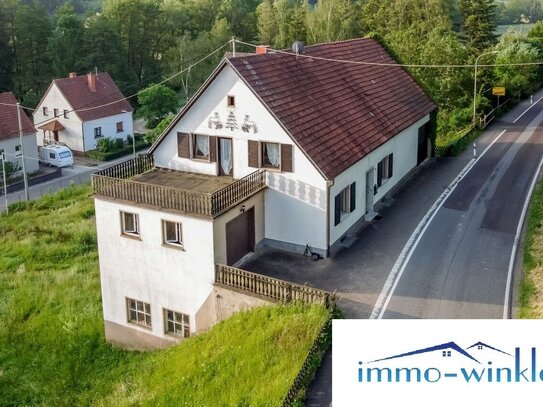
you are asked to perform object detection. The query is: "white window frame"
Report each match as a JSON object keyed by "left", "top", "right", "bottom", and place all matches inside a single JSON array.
[
  {"left": 120, "top": 211, "right": 139, "bottom": 237},
  {"left": 63, "top": 110, "right": 69, "bottom": 119},
  {"left": 94, "top": 127, "right": 102, "bottom": 139},
  {"left": 164, "top": 308, "right": 190, "bottom": 338},
  {"left": 162, "top": 219, "right": 183, "bottom": 248},
  {"left": 227, "top": 95, "right": 235, "bottom": 108},
  {"left": 53, "top": 108, "right": 59, "bottom": 117},
  {"left": 340, "top": 186, "right": 351, "bottom": 216},
  {"left": 15, "top": 145, "right": 21, "bottom": 157},
  {"left": 116, "top": 121, "right": 123, "bottom": 133},
  {"left": 261, "top": 141, "right": 281, "bottom": 170},
  {"left": 127, "top": 298, "right": 151, "bottom": 328},
  {"left": 43, "top": 107, "right": 48, "bottom": 116},
  {"left": 192, "top": 134, "right": 210, "bottom": 160}
]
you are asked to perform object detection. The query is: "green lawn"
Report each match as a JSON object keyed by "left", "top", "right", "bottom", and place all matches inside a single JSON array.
[{"left": 0, "top": 185, "right": 330, "bottom": 406}]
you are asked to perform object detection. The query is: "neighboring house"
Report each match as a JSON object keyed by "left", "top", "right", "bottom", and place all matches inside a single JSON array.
[
  {"left": 0, "top": 92, "right": 39, "bottom": 174},
  {"left": 33, "top": 72, "right": 133, "bottom": 153},
  {"left": 92, "top": 38, "right": 437, "bottom": 349}
]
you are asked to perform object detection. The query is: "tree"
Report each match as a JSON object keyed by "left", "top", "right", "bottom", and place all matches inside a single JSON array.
[
  {"left": 0, "top": 2, "right": 14, "bottom": 91},
  {"left": 137, "top": 84, "right": 179, "bottom": 128},
  {"left": 82, "top": 14, "right": 134, "bottom": 93},
  {"left": 47, "top": 5, "right": 84, "bottom": 77},
  {"left": 306, "top": 0, "right": 360, "bottom": 44},
  {"left": 459, "top": 0, "right": 498, "bottom": 56},
  {"left": 494, "top": 30, "right": 542, "bottom": 100},
  {"left": 13, "top": 2, "right": 53, "bottom": 106},
  {"left": 144, "top": 113, "right": 175, "bottom": 144}
]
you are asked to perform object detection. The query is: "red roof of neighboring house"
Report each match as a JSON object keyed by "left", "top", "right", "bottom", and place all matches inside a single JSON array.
[
  {"left": 52, "top": 73, "right": 133, "bottom": 122},
  {"left": 0, "top": 92, "right": 36, "bottom": 141},
  {"left": 227, "top": 38, "right": 436, "bottom": 179}
]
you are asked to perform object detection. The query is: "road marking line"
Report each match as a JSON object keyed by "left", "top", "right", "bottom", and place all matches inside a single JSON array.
[
  {"left": 503, "top": 153, "right": 543, "bottom": 319},
  {"left": 513, "top": 96, "right": 543, "bottom": 123},
  {"left": 370, "top": 129, "right": 507, "bottom": 319}
]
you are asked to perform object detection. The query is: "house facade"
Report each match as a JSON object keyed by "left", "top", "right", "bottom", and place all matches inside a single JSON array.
[
  {"left": 93, "top": 38, "right": 436, "bottom": 349},
  {"left": 0, "top": 92, "right": 39, "bottom": 174},
  {"left": 33, "top": 73, "right": 133, "bottom": 153}
]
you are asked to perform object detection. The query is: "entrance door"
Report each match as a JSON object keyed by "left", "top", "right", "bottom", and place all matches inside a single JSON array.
[
  {"left": 218, "top": 138, "right": 233, "bottom": 176},
  {"left": 365, "top": 169, "right": 374, "bottom": 214},
  {"left": 226, "top": 207, "right": 255, "bottom": 266},
  {"left": 417, "top": 124, "right": 429, "bottom": 165},
  {"left": 53, "top": 130, "right": 59, "bottom": 142}
]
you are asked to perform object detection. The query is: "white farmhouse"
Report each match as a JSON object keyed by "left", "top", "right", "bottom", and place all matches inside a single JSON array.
[
  {"left": 33, "top": 72, "right": 133, "bottom": 153},
  {"left": 0, "top": 92, "right": 39, "bottom": 173},
  {"left": 93, "top": 38, "right": 437, "bottom": 349}
]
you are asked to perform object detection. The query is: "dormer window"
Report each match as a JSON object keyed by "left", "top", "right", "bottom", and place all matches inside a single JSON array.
[{"left": 227, "top": 95, "right": 235, "bottom": 108}]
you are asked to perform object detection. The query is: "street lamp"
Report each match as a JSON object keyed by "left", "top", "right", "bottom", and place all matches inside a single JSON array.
[{"left": 473, "top": 50, "right": 499, "bottom": 125}]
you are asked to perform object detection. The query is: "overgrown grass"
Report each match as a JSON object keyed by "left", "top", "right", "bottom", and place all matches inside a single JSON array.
[
  {"left": 0, "top": 185, "right": 330, "bottom": 406},
  {"left": 519, "top": 177, "right": 543, "bottom": 318}
]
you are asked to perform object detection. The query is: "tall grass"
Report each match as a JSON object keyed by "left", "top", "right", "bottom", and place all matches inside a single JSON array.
[{"left": 0, "top": 185, "right": 330, "bottom": 406}]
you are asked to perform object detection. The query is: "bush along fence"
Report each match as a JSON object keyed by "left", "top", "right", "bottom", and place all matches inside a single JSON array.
[
  {"left": 434, "top": 98, "right": 512, "bottom": 158},
  {"left": 282, "top": 314, "right": 333, "bottom": 407},
  {"left": 87, "top": 134, "right": 151, "bottom": 161}
]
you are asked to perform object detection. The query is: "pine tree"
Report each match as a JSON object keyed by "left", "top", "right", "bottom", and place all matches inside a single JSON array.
[{"left": 459, "top": 0, "right": 497, "bottom": 56}]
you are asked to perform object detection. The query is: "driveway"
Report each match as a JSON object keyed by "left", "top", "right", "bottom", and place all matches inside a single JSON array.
[{"left": 242, "top": 155, "right": 470, "bottom": 318}]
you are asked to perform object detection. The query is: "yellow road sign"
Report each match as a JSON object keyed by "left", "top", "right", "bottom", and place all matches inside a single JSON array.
[{"left": 492, "top": 86, "right": 506, "bottom": 96}]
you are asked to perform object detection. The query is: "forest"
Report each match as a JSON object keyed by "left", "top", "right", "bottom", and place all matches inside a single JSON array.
[{"left": 2, "top": 0, "right": 543, "bottom": 143}]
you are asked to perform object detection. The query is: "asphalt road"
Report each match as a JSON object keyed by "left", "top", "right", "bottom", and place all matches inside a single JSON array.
[{"left": 379, "top": 100, "right": 543, "bottom": 319}]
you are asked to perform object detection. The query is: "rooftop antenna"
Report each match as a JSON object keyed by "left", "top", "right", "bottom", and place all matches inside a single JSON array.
[{"left": 292, "top": 40, "right": 304, "bottom": 68}]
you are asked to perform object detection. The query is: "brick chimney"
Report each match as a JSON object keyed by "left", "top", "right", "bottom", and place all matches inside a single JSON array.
[
  {"left": 256, "top": 45, "right": 271, "bottom": 55},
  {"left": 87, "top": 73, "right": 96, "bottom": 92},
  {"left": 68, "top": 72, "right": 77, "bottom": 78}
]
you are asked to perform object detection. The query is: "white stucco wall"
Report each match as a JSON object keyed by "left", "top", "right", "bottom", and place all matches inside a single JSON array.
[
  {"left": 34, "top": 83, "right": 133, "bottom": 152},
  {"left": 34, "top": 83, "right": 84, "bottom": 151},
  {"left": 82, "top": 112, "right": 134, "bottom": 152},
  {"left": 154, "top": 64, "right": 328, "bottom": 252},
  {"left": 329, "top": 115, "right": 430, "bottom": 245},
  {"left": 0, "top": 133, "right": 39, "bottom": 173},
  {"left": 95, "top": 199, "right": 215, "bottom": 338}
]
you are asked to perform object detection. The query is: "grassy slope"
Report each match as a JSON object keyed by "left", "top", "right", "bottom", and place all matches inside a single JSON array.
[
  {"left": 0, "top": 185, "right": 329, "bottom": 406},
  {"left": 519, "top": 178, "right": 543, "bottom": 318}
]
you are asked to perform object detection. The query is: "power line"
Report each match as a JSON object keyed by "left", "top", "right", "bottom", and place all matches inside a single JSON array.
[
  {"left": 234, "top": 39, "right": 543, "bottom": 69},
  {"left": 0, "top": 102, "right": 35, "bottom": 111}
]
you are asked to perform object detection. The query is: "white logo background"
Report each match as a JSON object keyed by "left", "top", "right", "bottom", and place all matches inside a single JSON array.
[{"left": 333, "top": 320, "right": 542, "bottom": 406}]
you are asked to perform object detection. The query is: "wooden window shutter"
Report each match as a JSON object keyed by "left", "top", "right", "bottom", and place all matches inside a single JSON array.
[
  {"left": 334, "top": 194, "right": 341, "bottom": 226},
  {"left": 280, "top": 144, "right": 293, "bottom": 172},
  {"left": 377, "top": 161, "right": 383, "bottom": 187},
  {"left": 350, "top": 182, "right": 356, "bottom": 212},
  {"left": 177, "top": 132, "right": 190, "bottom": 158},
  {"left": 248, "top": 140, "right": 259, "bottom": 168},
  {"left": 209, "top": 136, "right": 217, "bottom": 163},
  {"left": 388, "top": 153, "right": 393, "bottom": 178}
]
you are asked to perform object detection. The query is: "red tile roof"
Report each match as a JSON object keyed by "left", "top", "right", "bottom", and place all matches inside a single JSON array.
[
  {"left": 228, "top": 38, "right": 437, "bottom": 179},
  {"left": 0, "top": 92, "right": 36, "bottom": 141},
  {"left": 53, "top": 73, "right": 133, "bottom": 122}
]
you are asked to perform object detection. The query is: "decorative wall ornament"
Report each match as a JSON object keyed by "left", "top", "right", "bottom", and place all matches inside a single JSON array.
[
  {"left": 241, "top": 115, "right": 258, "bottom": 133},
  {"left": 225, "top": 111, "right": 238, "bottom": 131},
  {"left": 208, "top": 112, "right": 223, "bottom": 129}
]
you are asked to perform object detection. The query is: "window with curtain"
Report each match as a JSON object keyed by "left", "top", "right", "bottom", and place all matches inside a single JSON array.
[
  {"left": 220, "top": 138, "right": 233, "bottom": 175},
  {"left": 193, "top": 134, "right": 209, "bottom": 159},
  {"left": 262, "top": 142, "right": 280, "bottom": 168}
]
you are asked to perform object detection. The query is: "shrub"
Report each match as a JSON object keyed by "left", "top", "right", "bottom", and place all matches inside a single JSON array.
[
  {"left": 96, "top": 137, "right": 114, "bottom": 153},
  {"left": 114, "top": 138, "right": 124, "bottom": 150}
]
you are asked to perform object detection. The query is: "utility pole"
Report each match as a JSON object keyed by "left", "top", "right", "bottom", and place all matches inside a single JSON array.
[
  {"left": 232, "top": 37, "right": 236, "bottom": 58},
  {"left": 1, "top": 151, "right": 8, "bottom": 214},
  {"left": 473, "top": 51, "right": 499, "bottom": 125},
  {"left": 16, "top": 102, "right": 29, "bottom": 201}
]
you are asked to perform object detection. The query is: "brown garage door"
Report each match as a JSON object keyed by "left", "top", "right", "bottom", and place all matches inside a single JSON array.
[{"left": 226, "top": 208, "right": 255, "bottom": 266}]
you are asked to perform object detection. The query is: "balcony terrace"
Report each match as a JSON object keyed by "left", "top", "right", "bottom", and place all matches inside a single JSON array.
[{"left": 92, "top": 154, "right": 267, "bottom": 218}]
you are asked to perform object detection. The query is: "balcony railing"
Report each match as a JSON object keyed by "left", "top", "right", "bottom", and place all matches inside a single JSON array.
[
  {"left": 215, "top": 264, "right": 335, "bottom": 308},
  {"left": 92, "top": 154, "right": 267, "bottom": 218}
]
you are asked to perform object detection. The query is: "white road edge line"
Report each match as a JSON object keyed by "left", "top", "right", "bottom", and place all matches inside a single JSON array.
[
  {"left": 503, "top": 154, "right": 543, "bottom": 319},
  {"left": 370, "top": 129, "right": 508, "bottom": 319},
  {"left": 513, "top": 96, "right": 543, "bottom": 124}
]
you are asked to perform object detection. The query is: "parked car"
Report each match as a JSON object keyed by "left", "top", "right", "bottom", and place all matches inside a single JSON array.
[{"left": 38, "top": 145, "right": 73, "bottom": 168}]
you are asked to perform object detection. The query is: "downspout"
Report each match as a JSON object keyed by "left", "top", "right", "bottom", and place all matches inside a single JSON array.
[
  {"left": 326, "top": 178, "right": 334, "bottom": 257},
  {"left": 81, "top": 122, "right": 85, "bottom": 153}
]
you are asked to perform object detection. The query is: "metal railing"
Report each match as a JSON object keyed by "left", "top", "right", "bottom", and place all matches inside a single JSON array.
[{"left": 215, "top": 264, "right": 335, "bottom": 307}]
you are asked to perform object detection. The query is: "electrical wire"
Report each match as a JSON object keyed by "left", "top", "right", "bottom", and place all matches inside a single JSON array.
[{"left": 234, "top": 39, "right": 543, "bottom": 69}]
